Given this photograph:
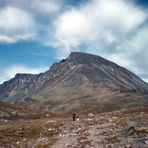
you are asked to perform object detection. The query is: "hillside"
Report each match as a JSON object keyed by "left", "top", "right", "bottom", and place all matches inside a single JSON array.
[
  {"left": 0, "top": 52, "right": 148, "bottom": 113},
  {"left": 0, "top": 101, "right": 41, "bottom": 118}
]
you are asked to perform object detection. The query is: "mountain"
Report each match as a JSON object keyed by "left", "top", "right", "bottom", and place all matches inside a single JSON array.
[{"left": 0, "top": 52, "right": 148, "bottom": 113}]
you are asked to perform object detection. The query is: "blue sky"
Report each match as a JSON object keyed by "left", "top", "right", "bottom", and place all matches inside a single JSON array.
[{"left": 0, "top": 0, "right": 148, "bottom": 84}]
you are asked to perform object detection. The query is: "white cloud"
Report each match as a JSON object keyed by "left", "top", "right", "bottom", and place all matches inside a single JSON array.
[
  {"left": 1, "top": 0, "right": 64, "bottom": 16},
  {"left": 0, "top": 7, "right": 36, "bottom": 43},
  {"left": 54, "top": 0, "right": 147, "bottom": 54},
  {"left": 0, "top": 65, "right": 48, "bottom": 84},
  {"left": 30, "top": 0, "right": 63, "bottom": 15},
  {"left": 0, "top": 0, "right": 64, "bottom": 43}
]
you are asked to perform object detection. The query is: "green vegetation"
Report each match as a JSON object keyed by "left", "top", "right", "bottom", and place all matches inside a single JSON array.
[{"left": 130, "top": 129, "right": 148, "bottom": 136}]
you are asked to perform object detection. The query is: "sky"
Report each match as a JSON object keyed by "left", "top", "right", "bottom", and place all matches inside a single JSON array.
[{"left": 0, "top": 0, "right": 148, "bottom": 84}]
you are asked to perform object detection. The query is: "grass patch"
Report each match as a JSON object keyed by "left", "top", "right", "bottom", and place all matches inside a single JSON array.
[{"left": 130, "top": 129, "right": 148, "bottom": 136}]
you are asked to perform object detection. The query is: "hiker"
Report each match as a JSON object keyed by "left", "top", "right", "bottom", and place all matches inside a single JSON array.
[
  {"left": 76, "top": 113, "right": 80, "bottom": 121},
  {"left": 72, "top": 113, "right": 76, "bottom": 121}
]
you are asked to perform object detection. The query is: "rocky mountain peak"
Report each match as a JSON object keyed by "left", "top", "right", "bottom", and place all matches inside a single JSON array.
[
  {"left": 67, "top": 52, "right": 97, "bottom": 64},
  {"left": 66, "top": 52, "right": 113, "bottom": 66}
]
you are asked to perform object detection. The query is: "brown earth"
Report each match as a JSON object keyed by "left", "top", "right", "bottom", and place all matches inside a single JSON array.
[{"left": 0, "top": 106, "right": 148, "bottom": 148}]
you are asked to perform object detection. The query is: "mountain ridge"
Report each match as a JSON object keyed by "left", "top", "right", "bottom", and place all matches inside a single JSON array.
[{"left": 1, "top": 52, "right": 147, "bottom": 86}]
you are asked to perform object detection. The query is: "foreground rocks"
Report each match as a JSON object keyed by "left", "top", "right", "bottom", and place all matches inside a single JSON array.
[
  {"left": 52, "top": 107, "right": 148, "bottom": 148},
  {"left": 0, "top": 106, "right": 148, "bottom": 148}
]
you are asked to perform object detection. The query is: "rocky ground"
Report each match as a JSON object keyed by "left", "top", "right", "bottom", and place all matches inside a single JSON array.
[{"left": 0, "top": 107, "right": 148, "bottom": 148}]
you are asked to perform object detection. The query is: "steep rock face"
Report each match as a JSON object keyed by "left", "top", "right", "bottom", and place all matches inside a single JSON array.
[{"left": 0, "top": 52, "right": 148, "bottom": 113}]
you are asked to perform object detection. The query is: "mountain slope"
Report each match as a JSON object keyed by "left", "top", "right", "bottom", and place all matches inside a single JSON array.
[
  {"left": 0, "top": 52, "right": 148, "bottom": 113},
  {"left": 0, "top": 101, "right": 47, "bottom": 118}
]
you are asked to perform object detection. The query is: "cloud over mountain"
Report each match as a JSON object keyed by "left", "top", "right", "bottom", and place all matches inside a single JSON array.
[{"left": 54, "top": 0, "right": 147, "bottom": 52}]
